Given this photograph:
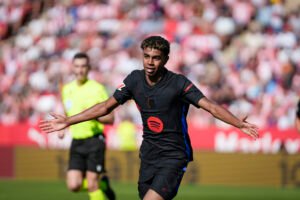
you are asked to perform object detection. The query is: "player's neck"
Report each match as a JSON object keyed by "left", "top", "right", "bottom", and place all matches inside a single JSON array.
[
  {"left": 146, "top": 76, "right": 162, "bottom": 86},
  {"left": 76, "top": 78, "right": 88, "bottom": 86}
]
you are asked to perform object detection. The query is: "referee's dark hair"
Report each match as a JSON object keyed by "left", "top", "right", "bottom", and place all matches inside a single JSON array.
[
  {"left": 73, "top": 52, "right": 90, "bottom": 64},
  {"left": 141, "top": 36, "right": 170, "bottom": 56}
]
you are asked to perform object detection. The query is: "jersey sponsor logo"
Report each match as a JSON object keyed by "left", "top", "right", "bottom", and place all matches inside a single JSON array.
[
  {"left": 117, "top": 83, "right": 126, "bottom": 91},
  {"left": 184, "top": 83, "right": 193, "bottom": 92},
  {"left": 147, "top": 116, "right": 164, "bottom": 133}
]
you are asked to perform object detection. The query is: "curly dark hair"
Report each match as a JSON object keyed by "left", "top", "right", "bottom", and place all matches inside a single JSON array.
[{"left": 140, "top": 36, "right": 170, "bottom": 56}]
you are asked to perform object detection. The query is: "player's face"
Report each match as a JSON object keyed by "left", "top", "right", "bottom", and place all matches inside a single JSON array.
[
  {"left": 72, "top": 58, "right": 90, "bottom": 83},
  {"left": 142, "top": 47, "right": 168, "bottom": 77}
]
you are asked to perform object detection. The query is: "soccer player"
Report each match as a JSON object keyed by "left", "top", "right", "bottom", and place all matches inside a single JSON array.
[
  {"left": 40, "top": 36, "right": 259, "bottom": 200},
  {"left": 60, "top": 52, "right": 116, "bottom": 200}
]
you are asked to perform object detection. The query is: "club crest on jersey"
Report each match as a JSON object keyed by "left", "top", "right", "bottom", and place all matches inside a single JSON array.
[
  {"left": 147, "top": 116, "right": 164, "bottom": 133},
  {"left": 117, "top": 83, "right": 126, "bottom": 91}
]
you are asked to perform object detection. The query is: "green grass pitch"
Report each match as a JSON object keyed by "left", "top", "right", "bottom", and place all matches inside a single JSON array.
[{"left": 0, "top": 180, "right": 300, "bottom": 200}]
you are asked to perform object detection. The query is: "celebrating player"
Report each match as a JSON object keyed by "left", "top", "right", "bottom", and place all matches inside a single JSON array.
[{"left": 40, "top": 36, "right": 258, "bottom": 200}]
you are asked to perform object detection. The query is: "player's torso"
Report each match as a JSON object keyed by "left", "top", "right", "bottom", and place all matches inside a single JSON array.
[
  {"left": 129, "top": 70, "right": 192, "bottom": 164},
  {"left": 131, "top": 70, "right": 186, "bottom": 134}
]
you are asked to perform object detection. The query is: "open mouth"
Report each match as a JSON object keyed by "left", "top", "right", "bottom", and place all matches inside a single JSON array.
[{"left": 145, "top": 68, "right": 155, "bottom": 74}]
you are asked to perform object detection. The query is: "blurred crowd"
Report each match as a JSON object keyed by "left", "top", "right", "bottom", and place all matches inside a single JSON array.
[
  {"left": 0, "top": 0, "right": 299, "bottom": 130},
  {"left": 0, "top": 0, "right": 56, "bottom": 39}
]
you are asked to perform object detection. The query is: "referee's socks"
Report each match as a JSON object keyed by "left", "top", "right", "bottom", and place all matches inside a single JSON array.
[{"left": 99, "top": 175, "right": 116, "bottom": 200}]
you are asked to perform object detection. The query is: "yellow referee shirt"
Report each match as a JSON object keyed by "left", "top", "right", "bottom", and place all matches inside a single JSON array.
[{"left": 61, "top": 79, "right": 109, "bottom": 139}]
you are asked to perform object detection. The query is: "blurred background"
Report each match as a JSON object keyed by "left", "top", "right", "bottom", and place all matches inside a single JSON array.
[{"left": 0, "top": 0, "right": 300, "bottom": 199}]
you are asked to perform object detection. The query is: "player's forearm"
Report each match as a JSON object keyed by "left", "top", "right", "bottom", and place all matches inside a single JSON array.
[
  {"left": 66, "top": 102, "right": 109, "bottom": 126},
  {"left": 97, "top": 112, "right": 114, "bottom": 124},
  {"left": 210, "top": 104, "right": 243, "bottom": 129}
]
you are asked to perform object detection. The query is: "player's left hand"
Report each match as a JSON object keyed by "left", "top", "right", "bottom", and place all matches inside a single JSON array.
[{"left": 240, "top": 116, "right": 259, "bottom": 139}]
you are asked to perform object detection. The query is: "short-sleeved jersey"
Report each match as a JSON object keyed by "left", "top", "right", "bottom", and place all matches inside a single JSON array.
[
  {"left": 62, "top": 79, "right": 109, "bottom": 139},
  {"left": 113, "top": 68, "right": 205, "bottom": 166}
]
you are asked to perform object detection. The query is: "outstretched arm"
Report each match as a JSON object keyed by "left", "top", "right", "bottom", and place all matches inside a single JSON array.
[
  {"left": 39, "top": 96, "right": 119, "bottom": 133},
  {"left": 198, "top": 97, "right": 259, "bottom": 139},
  {"left": 97, "top": 112, "right": 114, "bottom": 125}
]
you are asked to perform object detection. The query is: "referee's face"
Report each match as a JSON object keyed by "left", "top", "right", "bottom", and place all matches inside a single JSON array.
[{"left": 73, "top": 58, "right": 90, "bottom": 84}]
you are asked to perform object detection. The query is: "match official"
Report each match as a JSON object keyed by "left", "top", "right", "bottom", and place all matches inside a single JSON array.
[{"left": 61, "top": 52, "right": 116, "bottom": 200}]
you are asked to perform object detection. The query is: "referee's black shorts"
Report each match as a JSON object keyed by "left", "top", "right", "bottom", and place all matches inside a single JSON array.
[
  {"left": 138, "top": 160, "right": 187, "bottom": 200},
  {"left": 68, "top": 134, "right": 106, "bottom": 174}
]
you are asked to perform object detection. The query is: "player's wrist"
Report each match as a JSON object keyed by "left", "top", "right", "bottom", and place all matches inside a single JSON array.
[
  {"left": 237, "top": 121, "right": 244, "bottom": 129},
  {"left": 66, "top": 116, "right": 73, "bottom": 127}
]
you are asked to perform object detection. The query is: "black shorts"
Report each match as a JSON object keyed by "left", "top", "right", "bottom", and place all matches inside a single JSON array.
[
  {"left": 68, "top": 134, "right": 106, "bottom": 174},
  {"left": 138, "top": 160, "right": 187, "bottom": 200}
]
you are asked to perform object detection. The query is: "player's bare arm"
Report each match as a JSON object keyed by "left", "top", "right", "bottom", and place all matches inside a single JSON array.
[
  {"left": 97, "top": 112, "right": 114, "bottom": 125},
  {"left": 39, "top": 97, "right": 119, "bottom": 133},
  {"left": 57, "top": 105, "right": 114, "bottom": 139},
  {"left": 198, "top": 97, "right": 259, "bottom": 139}
]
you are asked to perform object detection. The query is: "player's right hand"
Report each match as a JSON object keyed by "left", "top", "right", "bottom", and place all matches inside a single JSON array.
[{"left": 39, "top": 113, "right": 69, "bottom": 134}]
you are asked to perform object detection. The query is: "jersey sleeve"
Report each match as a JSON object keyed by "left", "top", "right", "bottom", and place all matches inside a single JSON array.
[
  {"left": 113, "top": 71, "right": 135, "bottom": 105},
  {"left": 94, "top": 84, "right": 109, "bottom": 103},
  {"left": 178, "top": 75, "right": 205, "bottom": 108}
]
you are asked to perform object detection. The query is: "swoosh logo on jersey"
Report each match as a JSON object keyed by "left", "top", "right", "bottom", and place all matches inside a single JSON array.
[
  {"left": 117, "top": 83, "right": 126, "bottom": 91},
  {"left": 147, "top": 116, "right": 163, "bottom": 133}
]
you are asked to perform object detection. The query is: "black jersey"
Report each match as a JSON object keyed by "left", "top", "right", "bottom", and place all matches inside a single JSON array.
[{"left": 113, "top": 68, "right": 205, "bottom": 166}]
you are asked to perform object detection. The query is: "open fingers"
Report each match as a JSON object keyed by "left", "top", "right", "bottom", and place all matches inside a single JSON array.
[
  {"left": 247, "top": 128, "right": 259, "bottom": 139},
  {"left": 39, "top": 126, "right": 53, "bottom": 133},
  {"left": 39, "top": 120, "right": 55, "bottom": 133},
  {"left": 50, "top": 112, "right": 64, "bottom": 119}
]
